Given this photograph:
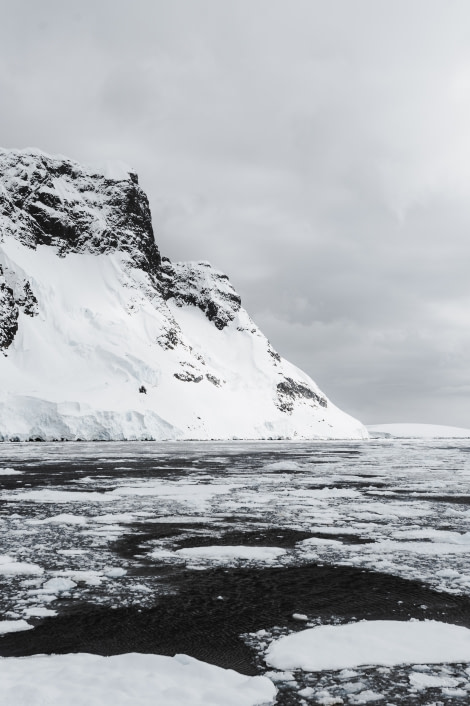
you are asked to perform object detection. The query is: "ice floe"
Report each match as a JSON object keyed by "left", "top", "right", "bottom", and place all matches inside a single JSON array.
[
  {"left": 41, "top": 577, "right": 76, "bottom": 593},
  {"left": 175, "top": 546, "right": 287, "bottom": 564},
  {"left": 0, "top": 652, "right": 276, "bottom": 705},
  {"left": 266, "top": 620, "right": 470, "bottom": 671},
  {"left": 0, "top": 620, "right": 32, "bottom": 635},
  {"left": 0, "top": 555, "right": 43, "bottom": 576}
]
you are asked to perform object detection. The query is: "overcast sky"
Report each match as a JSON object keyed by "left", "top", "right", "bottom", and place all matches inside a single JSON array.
[{"left": 1, "top": 0, "right": 470, "bottom": 426}]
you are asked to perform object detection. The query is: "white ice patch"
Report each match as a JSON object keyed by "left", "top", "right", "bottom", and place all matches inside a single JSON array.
[
  {"left": 1, "top": 490, "right": 115, "bottom": 503},
  {"left": 313, "top": 690, "right": 344, "bottom": 704},
  {"left": 175, "top": 546, "right": 286, "bottom": 564},
  {"left": 262, "top": 461, "right": 304, "bottom": 471},
  {"left": 0, "top": 620, "right": 32, "bottom": 635},
  {"left": 0, "top": 468, "right": 22, "bottom": 475},
  {"left": 373, "top": 538, "right": 470, "bottom": 555},
  {"left": 290, "top": 488, "right": 361, "bottom": 500},
  {"left": 93, "top": 513, "right": 136, "bottom": 524},
  {"left": 0, "top": 555, "right": 43, "bottom": 576},
  {"left": 409, "top": 672, "right": 463, "bottom": 689},
  {"left": 153, "top": 515, "right": 216, "bottom": 524},
  {"left": 23, "top": 606, "right": 57, "bottom": 617},
  {"left": 309, "top": 526, "right": 360, "bottom": 536},
  {"left": 42, "top": 577, "right": 76, "bottom": 593},
  {"left": 104, "top": 567, "right": 127, "bottom": 578},
  {"left": 349, "top": 690, "right": 384, "bottom": 703},
  {"left": 392, "top": 528, "right": 468, "bottom": 541},
  {"left": 0, "top": 652, "right": 277, "bottom": 706},
  {"left": 28, "top": 513, "right": 88, "bottom": 525},
  {"left": 265, "top": 621, "right": 470, "bottom": 671},
  {"left": 150, "top": 548, "right": 186, "bottom": 563},
  {"left": 299, "top": 537, "right": 343, "bottom": 547},
  {"left": 51, "top": 570, "right": 103, "bottom": 586}
]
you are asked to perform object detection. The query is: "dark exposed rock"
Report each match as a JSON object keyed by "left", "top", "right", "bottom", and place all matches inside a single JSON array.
[
  {"left": 156, "top": 327, "right": 181, "bottom": 350},
  {"left": 160, "top": 260, "right": 241, "bottom": 330},
  {"left": 267, "top": 342, "right": 281, "bottom": 363},
  {"left": 276, "top": 376, "right": 328, "bottom": 414},
  {"left": 0, "top": 266, "right": 19, "bottom": 351},
  {"left": 174, "top": 371, "right": 204, "bottom": 383},
  {"left": 17, "top": 281, "right": 39, "bottom": 317},
  {"left": 0, "top": 150, "right": 161, "bottom": 274}
]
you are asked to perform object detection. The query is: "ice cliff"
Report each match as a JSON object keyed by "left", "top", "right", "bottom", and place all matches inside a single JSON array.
[{"left": 0, "top": 148, "right": 367, "bottom": 441}]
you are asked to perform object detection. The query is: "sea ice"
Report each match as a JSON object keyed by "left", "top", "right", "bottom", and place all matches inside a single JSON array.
[
  {"left": 0, "top": 620, "right": 32, "bottom": 635},
  {"left": 265, "top": 620, "right": 470, "bottom": 671},
  {"left": 409, "top": 671, "right": 462, "bottom": 689},
  {"left": 42, "top": 577, "right": 76, "bottom": 593},
  {"left": 0, "top": 652, "right": 277, "bottom": 705},
  {"left": 1, "top": 489, "right": 116, "bottom": 503},
  {"left": 104, "top": 567, "right": 127, "bottom": 577},
  {"left": 28, "top": 513, "right": 88, "bottom": 525},
  {"left": 0, "top": 555, "right": 44, "bottom": 576},
  {"left": 348, "top": 690, "right": 384, "bottom": 703},
  {"left": 175, "top": 546, "right": 287, "bottom": 564},
  {"left": 23, "top": 607, "right": 57, "bottom": 617}
]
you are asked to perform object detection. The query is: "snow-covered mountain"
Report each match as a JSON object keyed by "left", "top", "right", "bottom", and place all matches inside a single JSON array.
[{"left": 0, "top": 148, "right": 367, "bottom": 441}]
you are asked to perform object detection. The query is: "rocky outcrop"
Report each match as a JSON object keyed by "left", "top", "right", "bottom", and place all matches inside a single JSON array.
[
  {"left": 160, "top": 259, "right": 241, "bottom": 330},
  {"left": 16, "top": 280, "right": 38, "bottom": 317},
  {"left": 0, "top": 149, "right": 160, "bottom": 274},
  {"left": 276, "top": 377, "right": 328, "bottom": 414},
  {"left": 0, "top": 265, "right": 18, "bottom": 351}
]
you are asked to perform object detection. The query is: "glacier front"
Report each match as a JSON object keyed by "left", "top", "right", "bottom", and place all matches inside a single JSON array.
[{"left": 0, "top": 148, "right": 367, "bottom": 441}]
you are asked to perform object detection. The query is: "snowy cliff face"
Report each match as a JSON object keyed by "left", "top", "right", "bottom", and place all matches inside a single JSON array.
[{"left": 0, "top": 148, "right": 367, "bottom": 441}]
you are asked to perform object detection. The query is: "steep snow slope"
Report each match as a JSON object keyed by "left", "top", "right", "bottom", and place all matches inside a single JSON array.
[{"left": 0, "top": 148, "right": 366, "bottom": 441}]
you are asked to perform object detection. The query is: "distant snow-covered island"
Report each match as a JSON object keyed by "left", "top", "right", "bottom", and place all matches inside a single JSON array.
[
  {"left": 0, "top": 148, "right": 367, "bottom": 442},
  {"left": 368, "top": 423, "right": 470, "bottom": 438}
]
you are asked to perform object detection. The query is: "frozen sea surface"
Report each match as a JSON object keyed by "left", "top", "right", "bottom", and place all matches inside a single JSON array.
[{"left": 1, "top": 438, "right": 470, "bottom": 704}]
